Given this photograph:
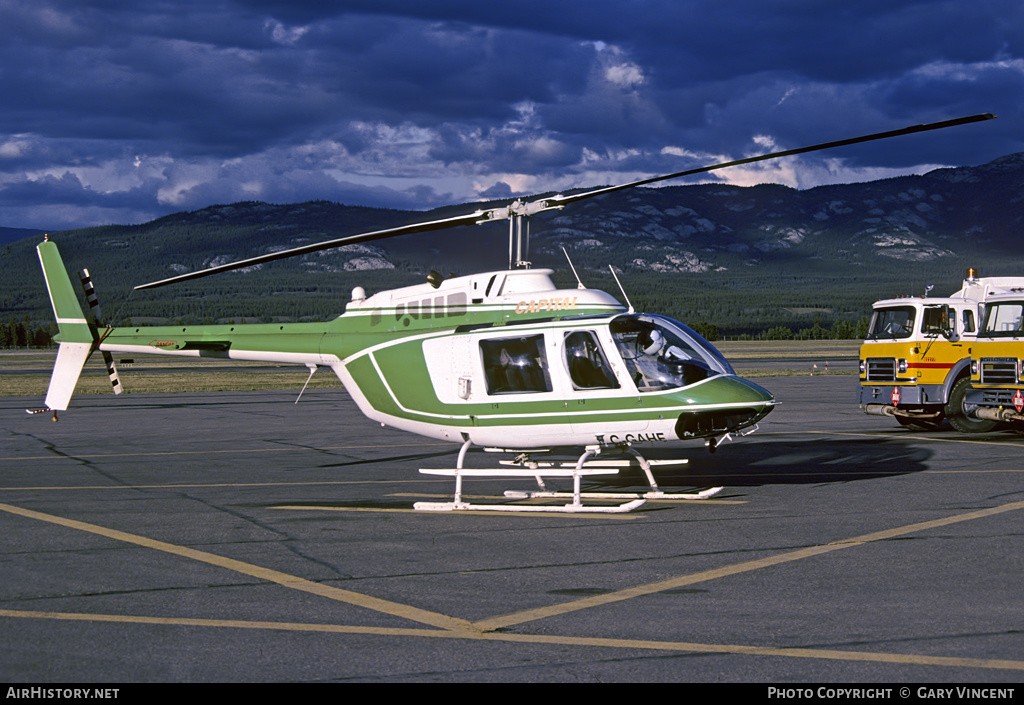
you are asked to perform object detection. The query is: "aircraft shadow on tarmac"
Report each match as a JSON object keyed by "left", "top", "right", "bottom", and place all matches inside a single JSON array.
[
  {"left": 580, "top": 437, "right": 935, "bottom": 489},
  {"left": 264, "top": 437, "right": 935, "bottom": 511},
  {"left": 318, "top": 437, "right": 935, "bottom": 490}
]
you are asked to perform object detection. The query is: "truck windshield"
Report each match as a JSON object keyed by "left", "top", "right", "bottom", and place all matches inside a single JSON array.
[
  {"left": 609, "top": 314, "right": 734, "bottom": 392},
  {"left": 981, "top": 302, "right": 1024, "bottom": 338},
  {"left": 868, "top": 306, "right": 916, "bottom": 340}
]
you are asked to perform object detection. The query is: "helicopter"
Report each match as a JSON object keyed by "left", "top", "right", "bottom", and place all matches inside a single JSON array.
[{"left": 31, "top": 113, "right": 995, "bottom": 513}]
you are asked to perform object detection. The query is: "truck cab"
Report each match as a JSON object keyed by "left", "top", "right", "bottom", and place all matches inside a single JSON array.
[
  {"left": 965, "top": 294, "right": 1024, "bottom": 426},
  {"left": 858, "top": 271, "right": 1024, "bottom": 432}
]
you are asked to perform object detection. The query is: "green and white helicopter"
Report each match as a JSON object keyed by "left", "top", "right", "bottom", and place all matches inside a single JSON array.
[{"left": 32, "top": 114, "right": 994, "bottom": 513}]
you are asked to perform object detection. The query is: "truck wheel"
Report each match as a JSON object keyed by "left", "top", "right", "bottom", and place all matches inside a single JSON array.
[{"left": 946, "top": 377, "right": 996, "bottom": 433}]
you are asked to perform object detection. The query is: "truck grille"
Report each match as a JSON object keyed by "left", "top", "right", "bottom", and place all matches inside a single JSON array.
[
  {"left": 864, "top": 358, "right": 896, "bottom": 382},
  {"left": 979, "top": 358, "right": 1019, "bottom": 385}
]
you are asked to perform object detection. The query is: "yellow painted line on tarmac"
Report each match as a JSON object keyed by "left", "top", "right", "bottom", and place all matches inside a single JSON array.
[
  {"left": 2, "top": 608, "right": 1022, "bottom": 673},
  {"left": 0, "top": 442, "right": 449, "bottom": 463},
  {"left": 473, "top": 499, "right": 1024, "bottom": 632},
  {"left": 923, "top": 469, "right": 1024, "bottom": 474},
  {"left": 0, "top": 502, "right": 474, "bottom": 634},
  {"left": 644, "top": 498, "right": 746, "bottom": 504},
  {"left": 273, "top": 505, "right": 429, "bottom": 515},
  {"left": 0, "top": 479, "right": 433, "bottom": 492},
  {"left": 805, "top": 429, "right": 1024, "bottom": 446}
]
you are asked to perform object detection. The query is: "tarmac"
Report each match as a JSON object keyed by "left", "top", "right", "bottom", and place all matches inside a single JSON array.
[{"left": 1, "top": 374, "right": 1023, "bottom": 683}]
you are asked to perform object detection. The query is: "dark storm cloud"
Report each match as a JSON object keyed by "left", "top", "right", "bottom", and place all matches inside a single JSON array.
[{"left": 0, "top": 0, "right": 1021, "bottom": 230}]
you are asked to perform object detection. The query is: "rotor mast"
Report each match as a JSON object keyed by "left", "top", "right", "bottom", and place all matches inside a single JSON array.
[
  {"left": 495, "top": 197, "right": 566, "bottom": 269},
  {"left": 510, "top": 209, "right": 527, "bottom": 269}
]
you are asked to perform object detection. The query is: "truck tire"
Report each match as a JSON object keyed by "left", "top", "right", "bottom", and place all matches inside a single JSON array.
[{"left": 946, "top": 377, "right": 996, "bottom": 433}]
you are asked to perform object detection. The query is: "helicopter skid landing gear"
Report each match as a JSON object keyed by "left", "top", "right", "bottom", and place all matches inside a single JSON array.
[
  {"left": 414, "top": 440, "right": 645, "bottom": 513},
  {"left": 501, "top": 445, "right": 724, "bottom": 502}
]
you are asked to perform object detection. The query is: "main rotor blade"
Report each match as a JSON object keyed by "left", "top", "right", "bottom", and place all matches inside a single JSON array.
[
  {"left": 135, "top": 112, "right": 994, "bottom": 290},
  {"left": 539, "top": 113, "right": 997, "bottom": 210},
  {"left": 134, "top": 209, "right": 490, "bottom": 290}
]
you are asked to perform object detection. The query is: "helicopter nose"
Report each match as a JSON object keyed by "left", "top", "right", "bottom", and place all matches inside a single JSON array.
[{"left": 673, "top": 376, "right": 775, "bottom": 440}]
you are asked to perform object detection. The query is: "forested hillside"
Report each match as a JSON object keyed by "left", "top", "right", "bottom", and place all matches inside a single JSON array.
[{"left": 3, "top": 153, "right": 1023, "bottom": 342}]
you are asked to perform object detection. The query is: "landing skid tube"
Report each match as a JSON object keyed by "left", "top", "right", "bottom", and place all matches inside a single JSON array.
[
  {"left": 501, "top": 445, "right": 724, "bottom": 502},
  {"left": 414, "top": 440, "right": 645, "bottom": 513}
]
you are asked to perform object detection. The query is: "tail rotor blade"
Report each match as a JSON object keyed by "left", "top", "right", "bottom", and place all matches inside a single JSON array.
[
  {"left": 100, "top": 351, "right": 123, "bottom": 395},
  {"left": 79, "top": 269, "right": 124, "bottom": 396}
]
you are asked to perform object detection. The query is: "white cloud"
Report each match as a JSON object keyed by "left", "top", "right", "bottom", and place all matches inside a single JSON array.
[
  {"left": 0, "top": 135, "right": 33, "bottom": 159},
  {"left": 912, "top": 57, "right": 1024, "bottom": 81},
  {"left": 605, "top": 62, "right": 645, "bottom": 90},
  {"left": 0, "top": 3, "right": 1020, "bottom": 231},
  {"left": 592, "top": 42, "right": 646, "bottom": 91},
  {"left": 264, "top": 19, "right": 309, "bottom": 46}
]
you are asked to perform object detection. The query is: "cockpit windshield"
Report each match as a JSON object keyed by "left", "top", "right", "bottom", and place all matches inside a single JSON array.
[{"left": 609, "top": 314, "right": 734, "bottom": 392}]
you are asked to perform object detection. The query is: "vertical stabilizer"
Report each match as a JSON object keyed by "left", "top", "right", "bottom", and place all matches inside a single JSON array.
[
  {"left": 37, "top": 239, "right": 94, "bottom": 345},
  {"left": 35, "top": 239, "right": 98, "bottom": 412}
]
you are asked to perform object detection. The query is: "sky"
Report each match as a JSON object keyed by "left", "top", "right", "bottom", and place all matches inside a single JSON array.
[{"left": 1, "top": 0, "right": 1022, "bottom": 231}]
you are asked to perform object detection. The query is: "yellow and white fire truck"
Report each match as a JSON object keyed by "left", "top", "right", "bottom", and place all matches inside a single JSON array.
[
  {"left": 858, "top": 270, "right": 1024, "bottom": 432},
  {"left": 965, "top": 293, "right": 1024, "bottom": 426}
]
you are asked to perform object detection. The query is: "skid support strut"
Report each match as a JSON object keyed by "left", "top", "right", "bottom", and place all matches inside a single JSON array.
[
  {"left": 414, "top": 440, "right": 645, "bottom": 513},
  {"left": 502, "top": 444, "right": 723, "bottom": 502}
]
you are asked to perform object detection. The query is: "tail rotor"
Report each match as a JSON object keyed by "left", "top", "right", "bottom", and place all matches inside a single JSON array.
[
  {"left": 79, "top": 268, "right": 123, "bottom": 396},
  {"left": 31, "top": 239, "right": 123, "bottom": 418}
]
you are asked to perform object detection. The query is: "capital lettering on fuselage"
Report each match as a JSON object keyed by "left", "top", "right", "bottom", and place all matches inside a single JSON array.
[{"left": 514, "top": 297, "right": 578, "bottom": 315}]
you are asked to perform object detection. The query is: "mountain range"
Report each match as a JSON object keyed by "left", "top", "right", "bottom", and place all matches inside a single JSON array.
[{"left": 3, "top": 153, "right": 1023, "bottom": 336}]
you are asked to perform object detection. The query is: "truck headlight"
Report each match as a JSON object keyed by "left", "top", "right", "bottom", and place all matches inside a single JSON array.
[{"left": 897, "top": 359, "right": 908, "bottom": 374}]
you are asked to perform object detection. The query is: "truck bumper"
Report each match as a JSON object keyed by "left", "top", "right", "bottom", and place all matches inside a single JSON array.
[
  {"left": 859, "top": 384, "right": 945, "bottom": 417},
  {"left": 965, "top": 386, "right": 1024, "bottom": 422}
]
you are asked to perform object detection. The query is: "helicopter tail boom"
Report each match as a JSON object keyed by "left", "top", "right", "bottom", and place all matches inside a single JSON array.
[{"left": 36, "top": 239, "right": 99, "bottom": 411}]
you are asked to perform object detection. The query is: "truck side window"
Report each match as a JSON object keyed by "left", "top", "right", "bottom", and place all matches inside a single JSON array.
[
  {"left": 480, "top": 334, "right": 552, "bottom": 395},
  {"left": 962, "top": 310, "right": 975, "bottom": 333},
  {"left": 922, "top": 306, "right": 951, "bottom": 335}
]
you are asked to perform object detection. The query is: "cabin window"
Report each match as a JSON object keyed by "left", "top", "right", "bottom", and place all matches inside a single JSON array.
[
  {"left": 480, "top": 334, "right": 552, "bottom": 395},
  {"left": 563, "top": 331, "right": 619, "bottom": 390}
]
